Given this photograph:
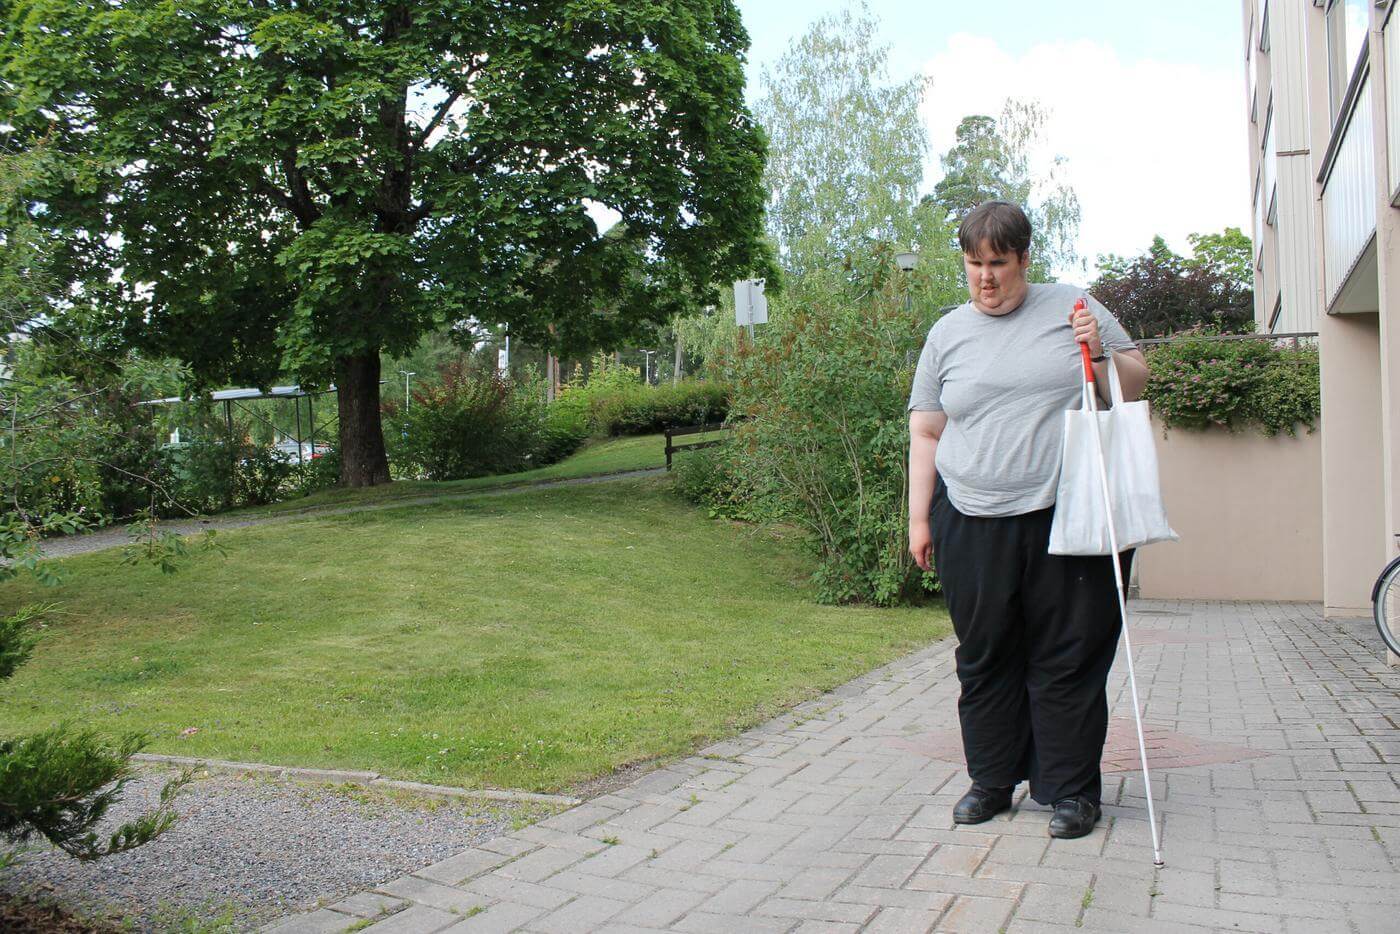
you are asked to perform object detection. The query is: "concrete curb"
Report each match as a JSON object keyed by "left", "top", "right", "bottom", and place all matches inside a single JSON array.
[{"left": 131, "top": 753, "right": 583, "bottom": 807}]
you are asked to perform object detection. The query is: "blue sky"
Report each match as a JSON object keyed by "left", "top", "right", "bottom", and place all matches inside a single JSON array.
[{"left": 731, "top": 0, "right": 1251, "bottom": 273}]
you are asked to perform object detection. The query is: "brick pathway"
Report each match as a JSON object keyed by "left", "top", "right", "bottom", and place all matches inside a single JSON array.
[{"left": 266, "top": 602, "right": 1400, "bottom": 933}]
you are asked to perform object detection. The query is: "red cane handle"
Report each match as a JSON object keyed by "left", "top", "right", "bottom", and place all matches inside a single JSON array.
[{"left": 1074, "top": 298, "right": 1095, "bottom": 383}]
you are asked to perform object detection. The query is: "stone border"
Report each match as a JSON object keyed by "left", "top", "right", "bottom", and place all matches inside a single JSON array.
[{"left": 131, "top": 753, "right": 582, "bottom": 807}]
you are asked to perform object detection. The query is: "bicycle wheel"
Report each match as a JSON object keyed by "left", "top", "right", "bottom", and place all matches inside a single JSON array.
[{"left": 1371, "top": 555, "right": 1400, "bottom": 656}]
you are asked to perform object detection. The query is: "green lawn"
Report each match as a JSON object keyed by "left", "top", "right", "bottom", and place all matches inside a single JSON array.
[
  {"left": 3, "top": 477, "right": 947, "bottom": 793},
  {"left": 248, "top": 431, "right": 725, "bottom": 516}
]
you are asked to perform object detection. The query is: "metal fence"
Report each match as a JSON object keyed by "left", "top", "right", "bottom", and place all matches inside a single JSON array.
[{"left": 1135, "top": 331, "right": 1318, "bottom": 350}]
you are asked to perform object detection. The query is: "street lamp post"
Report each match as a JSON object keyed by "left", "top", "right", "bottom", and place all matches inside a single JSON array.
[
  {"left": 641, "top": 350, "right": 656, "bottom": 385},
  {"left": 400, "top": 370, "right": 415, "bottom": 412}
]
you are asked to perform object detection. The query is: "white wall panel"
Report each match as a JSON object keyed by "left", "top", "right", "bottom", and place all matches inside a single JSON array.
[
  {"left": 1322, "top": 75, "right": 1376, "bottom": 305},
  {"left": 1386, "top": 10, "right": 1400, "bottom": 202},
  {"left": 1271, "top": 0, "right": 1311, "bottom": 151},
  {"left": 1276, "top": 155, "right": 1321, "bottom": 332},
  {"left": 1263, "top": 112, "right": 1279, "bottom": 208}
]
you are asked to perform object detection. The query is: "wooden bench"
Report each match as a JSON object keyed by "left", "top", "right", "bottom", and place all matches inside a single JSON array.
[{"left": 664, "top": 422, "right": 730, "bottom": 470}]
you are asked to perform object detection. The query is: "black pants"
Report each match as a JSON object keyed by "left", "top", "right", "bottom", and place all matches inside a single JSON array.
[{"left": 930, "top": 476, "right": 1132, "bottom": 806}]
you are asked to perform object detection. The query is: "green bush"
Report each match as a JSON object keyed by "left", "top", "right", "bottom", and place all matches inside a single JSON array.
[
  {"left": 554, "top": 354, "right": 729, "bottom": 436},
  {"left": 1144, "top": 337, "right": 1320, "bottom": 435},
  {"left": 607, "top": 381, "right": 730, "bottom": 436},
  {"left": 233, "top": 446, "right": 297, "bottom": 507},
  {"left": 293, "top": 447, "right": 342, "bottom": 497},
  {"left": 537, "top": 405, "right": 590, "bottom": 465},
  {"left": 551, "top": 354, "right": 641, "bottom": 435},
  {"left": 385, "top": 361, "right": 558, "bottom": 481},
  {"left": 670, "top": 439, "right": 770, "bottom": 521},
  {"left": 718, "top": 276, "right": 944, "bottom": 607},
  {"left": 162, "top": 441, "right": 228, "bottom": 513}
]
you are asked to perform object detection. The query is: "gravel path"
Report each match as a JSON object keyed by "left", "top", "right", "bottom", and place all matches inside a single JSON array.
[
  {"left": 37, "top": 468, "right": 666, "bottom": 561},
  {"left": 0, "top": 767, "right": 558, "bottom": 932}
]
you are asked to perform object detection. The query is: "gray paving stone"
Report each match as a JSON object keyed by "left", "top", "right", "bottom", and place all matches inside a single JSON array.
[
  {"left": 494, "top": 844, "right": 588, "bottom": 883},
  {"left": 933, "top": 895, "right": 1016, "bottom": 932},
  {"left": 362, "top": 905, "right": 461, "bottom": 934},
  {"left": 1151, "top": 900, "right": 1285, "bottom": 932},
  {"left": 694, "top": 877, "right": 783, "bottom": 915},
  {"left": 437, "top": 901, "right": 544, "bottom": 934},
  {"left": 672, "top": 912, "right": 796, "bottom": 933},
  {"left": 543, "top": 867, "right": 657, "bottom": 902},
  {"left": 263, "top": 604, "right": 1400, "bottom": 933},
  {"left": 461, "top": 875, "right": 574, "bottom": 911},
  {"left": 415, "top": 848, "right": 517, "bottom": 886},
  {"left": 611, "top": 887, "right": 709, "bottom": 928},
  {"left": 863, "top": 907, "right": 943, "bottom": 933},
  {"left": 752, "top": 897, "right": 876, "bottom": 925},
  {"left": 262, "top": 909, "right": 362, "bottom": 934},
  {"left": 772, "top": 867, "right": 857, "bottom": 901},
  {"left": 789, "top": 922, "right": 860, "bottom": 934},
  {"left": 828, "top": 884, "right": 951, "bottom": 912},
  {"left": 1012, "top": 882, "right": 1087, "bottom": 923},
  {"left": 524, "top": 894, "right": 630, "bottom": 934},
  {"left": 378, "top": 876, "right": 490, "bottom": 914},
  {"left": 326, "top": 892, "right": 409, "bottom": 920}
]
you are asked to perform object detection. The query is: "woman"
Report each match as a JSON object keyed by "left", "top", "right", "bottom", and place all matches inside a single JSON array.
[{"left": 906, "top": 201, "right": 1148, "bottom": 839}]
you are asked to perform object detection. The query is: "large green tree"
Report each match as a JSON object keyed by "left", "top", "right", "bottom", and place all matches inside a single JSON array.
[
  {"left": 2, "top": 0, "right": 774, "bottom": 485},
  {"left": 931, "top": 100, "right": 1082, "bottom": 278},
  {"left": 755, "top": 3, "right": 931, "bottom": 286},
  {"left": 1089, "top": 231, "right": 1255, "bottom": 338}
]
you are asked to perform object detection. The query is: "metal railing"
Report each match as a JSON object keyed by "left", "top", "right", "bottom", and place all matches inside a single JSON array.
[{"left": 1135, "top": 331, "right": 1317, "bottom": 350}]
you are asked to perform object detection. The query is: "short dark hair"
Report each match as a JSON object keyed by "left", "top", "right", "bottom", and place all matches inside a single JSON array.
[{"left": 958, "top": 201, "right": 1033, "bottom": 258}]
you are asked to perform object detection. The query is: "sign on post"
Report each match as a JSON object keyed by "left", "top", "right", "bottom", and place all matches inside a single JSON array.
[{"left": 733, "top": 279, "right": 768, "bottom": 328}]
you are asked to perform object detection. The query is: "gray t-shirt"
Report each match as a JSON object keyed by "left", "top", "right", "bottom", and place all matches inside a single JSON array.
[{"left": 907, "top": 282, "right": 1135, "bottom": 517}]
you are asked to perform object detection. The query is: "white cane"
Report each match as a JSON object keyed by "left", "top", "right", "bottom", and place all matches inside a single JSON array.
[{"left": 1074, "top": 298, "right": 1164, "bottom": 868}]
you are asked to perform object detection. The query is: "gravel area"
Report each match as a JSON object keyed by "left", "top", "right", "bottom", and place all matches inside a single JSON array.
[
  {"left": 36, "top": 468, "right": 665, "bottom": 561},
  {"left": 0, "top": 766, "right": 558, "bottom": 932}
]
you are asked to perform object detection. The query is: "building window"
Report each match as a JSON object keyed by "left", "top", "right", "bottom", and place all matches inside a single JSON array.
[
  {"left": 1326, "top": 0, "right": 1369, "bottom": 124},
  {"left": 1268, "top": 296, "right": 1283, "bottom": 334},
  {"left": 1259, "top": 0, "right": 1271, "bottom": 54}
]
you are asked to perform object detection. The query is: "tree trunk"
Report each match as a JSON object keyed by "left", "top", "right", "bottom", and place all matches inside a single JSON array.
[{"left": 336, "top": 353, "right": 392, "bottom": 487}]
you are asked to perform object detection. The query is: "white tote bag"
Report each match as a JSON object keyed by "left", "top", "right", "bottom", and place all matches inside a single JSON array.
[{"left": 1048, "top": 359, "right": 1178, "bottom": 556}]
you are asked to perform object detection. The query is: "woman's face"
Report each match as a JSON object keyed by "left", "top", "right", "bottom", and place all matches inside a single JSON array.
[{"left": 963, "top": 242, "right": 1031, "bottom": 316}]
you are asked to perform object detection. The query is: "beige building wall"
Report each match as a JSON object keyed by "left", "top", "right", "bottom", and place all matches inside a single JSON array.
[
  {"left": 1317, "top": 314, "right": 1385, "bottom": 613},
  {"left": 1376, "top": 4, "right": 1400, "bottom": 596},
  {"left": 1137, "top": 418, "right": 1322, "bottom": 602},
  {"left": 1238, "top": 0, "right": 1398, "bottom": 616}
]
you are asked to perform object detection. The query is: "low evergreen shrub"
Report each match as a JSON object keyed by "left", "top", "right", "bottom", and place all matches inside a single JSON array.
[
  {"left": 385, "top": 361, "right": 549, "bottom": 481},
  {"left": 554, "top": 354, "right": 729, "bottom": 437},
  {"left": 1143, "top": 337, "right": 1319, "bottom": 436},
  {"left": 606, "top": 381, "right": 730, "bottom": 436}
]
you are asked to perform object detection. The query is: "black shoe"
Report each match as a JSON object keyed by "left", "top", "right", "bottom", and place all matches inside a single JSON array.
[
  {"left": 952, "top": 784, "right": 1013, "bottom": 825},
  {"left": 1048, "top": 797, "right": 1101, "bottom": 839}
]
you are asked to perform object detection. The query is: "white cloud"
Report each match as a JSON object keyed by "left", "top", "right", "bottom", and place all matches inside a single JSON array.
[{"left": 920, "top": 34, "right": 1252, "bottom": 278}]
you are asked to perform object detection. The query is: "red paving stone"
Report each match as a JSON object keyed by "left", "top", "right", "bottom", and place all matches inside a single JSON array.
[{"left": 887, "top": 718, "right": 1269, "bottom": 773}]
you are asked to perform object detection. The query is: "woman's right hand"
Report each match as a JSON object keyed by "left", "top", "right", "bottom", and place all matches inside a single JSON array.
[{"left": 909, "top": 520, "right": 933, "bottom": 572}]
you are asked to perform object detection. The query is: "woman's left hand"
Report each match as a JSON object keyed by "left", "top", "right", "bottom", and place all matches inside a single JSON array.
[{"left": 1069, "top": 305, "right": 1103, "bottom": 358}]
